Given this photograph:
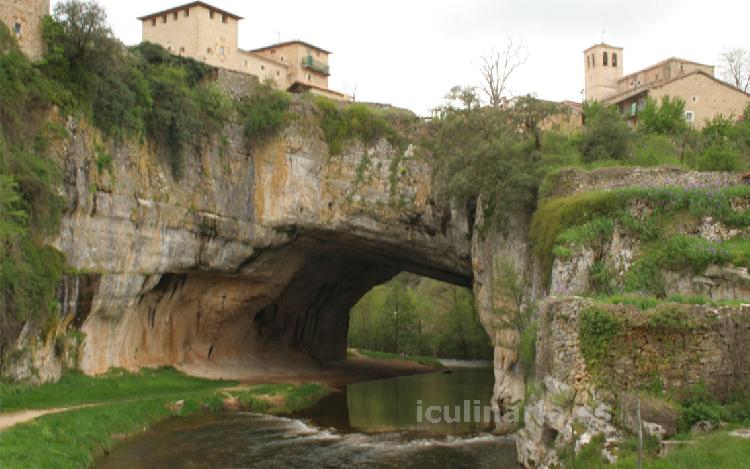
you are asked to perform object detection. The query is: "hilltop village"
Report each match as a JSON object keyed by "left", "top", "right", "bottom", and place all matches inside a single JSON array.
[{"left": 2, "top": 0, "right": 749, "bottom": 120}]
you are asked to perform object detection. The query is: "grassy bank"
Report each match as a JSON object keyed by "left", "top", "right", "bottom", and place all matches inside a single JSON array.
[
  {"left": 564, "top": 430, "right": 750, "bottom": 469},
  {"left": 352, "top": 348, "right": 445, "bottom": 368},
  {"left": 0, "top": 368, "right": 329, "bottom": 468}
]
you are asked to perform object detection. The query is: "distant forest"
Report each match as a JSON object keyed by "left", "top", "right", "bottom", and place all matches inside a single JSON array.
[{"left": 347, "top": 273, "right": 493, "bottom": 360}]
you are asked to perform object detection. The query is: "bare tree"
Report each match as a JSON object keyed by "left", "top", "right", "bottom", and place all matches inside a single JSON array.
[
  {"left": 479, "top": 34, "right": 529, "bottom": 107},
  {"left": 719, "top": 47, "right": 750, "bottom": 93}
]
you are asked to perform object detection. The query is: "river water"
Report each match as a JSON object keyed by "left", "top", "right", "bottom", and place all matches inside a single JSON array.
[{"left": 96, "top": 368, "right": 519, "bottom": 468}]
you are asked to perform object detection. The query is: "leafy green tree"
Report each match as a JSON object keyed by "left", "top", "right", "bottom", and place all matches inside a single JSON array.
[
  {"left": 580, "top": 102, "right": 632, "bottom": 163},
  {"left": 430, "top": 96, "right": 560, "bottom": 228},
  {"left": 638, "top": 96, "right": 688, "bottom": 136}
]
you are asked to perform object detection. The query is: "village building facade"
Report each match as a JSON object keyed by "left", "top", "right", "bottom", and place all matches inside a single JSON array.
[
  {"left": 584, "top": 43, "right": 750, "bottom": 128},
  {"left": 0, "top": 0, "right": 49, "bottom": 59},
  {"left": 138, "top": 1, "right": 348, "bottom": 100}
]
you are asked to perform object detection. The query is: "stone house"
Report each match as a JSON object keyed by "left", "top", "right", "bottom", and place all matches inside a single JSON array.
[
  {"left": 584, "top": 43, "right": 750, "bottom": 128},
  {"left": 0, "top": 0, "right": 50, "bottom": 59},
  {"left": 138, "top": 1, "right": 349, "bottom": 100}
]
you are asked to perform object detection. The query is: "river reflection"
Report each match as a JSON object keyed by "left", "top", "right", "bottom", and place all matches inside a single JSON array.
[
  {"left": 96, "top": 368, "right": 520, "bottom": 469},
  {"left": 293, "top": 368, "right": 497, "bottom": 435}
]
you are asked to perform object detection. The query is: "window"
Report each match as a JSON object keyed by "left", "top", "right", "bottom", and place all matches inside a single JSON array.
[
  {"left": 692, "top": 96, "right": 697, "bottom": 102},
  {"left": 222, "top": 15, "right": 227, "bottom": 24},
  {"left": 180, "top": 47, "right": 185, "bottom": 54},
  {"left": 270, "top": 49, "right": 276, "bottom": 55},
  {"left": 276, "top": 71, "right": 280, "bottom": 76},
  {"left": 209, "top": 11, "right": 214, "bottom": 19},
  {"left": 656, "top": 73, "right": 660, "bottom": 80},
  {"left": 685, "top": 111, "right": 695, "bottom": 123},
  {"left": 162, "top": 15, "right": 167, "bottom": 23},
  {"left": 591, "top": 54, "right": 595, "bottom": 67},
  {"left": 587, "top": 55, "right": 590, "bottom": 68},
  {"left": 13, "top": 22, "right": 21, "bottom": 35},
  {"left": 261, "top": 65, "right": 265, "bottom": 71},
  {"left": 316, "top": 51, "right": 321, "bottom": 57},
  {"left": 184, "top": 9, "right": 189, "bottom": 17},
  {"left": 207, "top": 47, "right": 212, "bottom": 54},
  {"left": 173, "top": 12, "right": 178, "bottom": 20},
  {"left": 280, "top": 55, "right": 285, "bottom": 61},
  {"left": 612, "top": 53, "right": 618, "bottom": 67},
  {"left": 307, "top": 74, "right": 311, "bottom": 81},
  {"left": 603, "top": 51, "right": 608, "bottom": 66},
  {"left": 151, "top": 18, "right": 156, "bottom": 26},
  {"left": 630, "top": 102, "right": 637, "bottom": 116},
  {"left": 219, "top": 47, "right": 225, "bottom": 55}
]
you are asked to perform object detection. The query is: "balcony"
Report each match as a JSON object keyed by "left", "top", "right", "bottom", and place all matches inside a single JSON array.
[{"left": 301, "top": 56, "right": 330, "bottom": 76}]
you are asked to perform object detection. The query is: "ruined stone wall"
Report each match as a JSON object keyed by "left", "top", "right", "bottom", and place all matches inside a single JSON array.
[
  {"left": 517, "top": 297, "right": 750, "bottom": 467},
  {"left": 544, "top": 166, "right": 743, "bottom": 199},
  {"left": 0, "top": 0, "right": 49, "bottom": 60}
]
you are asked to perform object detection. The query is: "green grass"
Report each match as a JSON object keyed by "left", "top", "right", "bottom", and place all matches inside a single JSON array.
[
  {"left": 354, "top": 349, "right": 445, "bottom": 368},
  {"left": 594, "top": 294, "right": 746, "bottom": 310},
  {"left": 232, "top": 383, "right": 330, "bottom": 414},
  {"left": 0, "top": 369, "right": 329, "bottom": 469},
  {"left": 0, "top": 367, "right": 231, "bottom": 412},
  {"left": 612, "top": 431, "right": 750, "bottom": 468}
]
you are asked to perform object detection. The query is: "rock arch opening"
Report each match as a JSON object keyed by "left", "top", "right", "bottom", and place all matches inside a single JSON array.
[{"left": 80, "top": 232, "right": 474, "bottom": 379}]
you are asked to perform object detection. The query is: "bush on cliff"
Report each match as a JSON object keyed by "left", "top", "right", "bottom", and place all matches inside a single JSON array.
[
  {"left": 0, "top": 26, "right": 66, "bottom": 356},
  {"left": 41, "top": 1, "right": 232, "bottom": 179}
]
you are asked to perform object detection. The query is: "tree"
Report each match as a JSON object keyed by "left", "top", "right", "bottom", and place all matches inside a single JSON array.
[
  {"left": 719, "top": 47, "right": 750, "bottom": 93},
  {"left": 638, "top": 96, "right": 688, "bottom": 136},
  {"left": 580, "top": 102, "right": 632, "bottom": 163},
  {"left": 51, "top": 0, "right": 114, "bottom": 66},
  {"left": 479, "top": 34, "right": 528, "bottom": 107}
]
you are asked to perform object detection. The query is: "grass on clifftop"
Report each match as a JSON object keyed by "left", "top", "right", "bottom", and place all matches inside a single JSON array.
[
  {"left": 0, "top": 367, "right": 329, "bottom": 469},
  {"left": 530, "top": 185, "right": 750, "bottom": 286}
]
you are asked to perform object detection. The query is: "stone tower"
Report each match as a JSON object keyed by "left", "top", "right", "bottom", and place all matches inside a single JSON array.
[
  {"left": 584, "top": 43, "right": 624, "bottom": 102},
  {"left": 0, "top": 0, "right": 50, "bottom": 59}
]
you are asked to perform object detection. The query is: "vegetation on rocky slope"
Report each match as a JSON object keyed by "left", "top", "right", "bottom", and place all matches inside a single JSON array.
[{"left": 530, "top": 185, "right": 750, "bottom": 289}]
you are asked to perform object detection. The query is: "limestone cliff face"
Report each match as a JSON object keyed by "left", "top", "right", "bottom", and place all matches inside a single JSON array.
[{"left": 6, "top": 105, "right": 475, "bottom": 382}]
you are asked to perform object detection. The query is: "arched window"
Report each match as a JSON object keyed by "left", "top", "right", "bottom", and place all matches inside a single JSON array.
[
  {"left": 612, "top": 53, "right": 618, "bottom": 67},
  {"left": 587, "top": 55, "right": 590, "bottom": 68},
  {"left": 603, "top": 51, "right": 608, "bottom": 66},
  {"left": 591, "top": 54, "right": 595, "bottom": 67}
]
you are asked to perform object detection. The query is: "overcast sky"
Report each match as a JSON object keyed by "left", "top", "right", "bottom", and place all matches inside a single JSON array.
[{"left": 51, "top": 0, "right": 749, "bottom": 115}]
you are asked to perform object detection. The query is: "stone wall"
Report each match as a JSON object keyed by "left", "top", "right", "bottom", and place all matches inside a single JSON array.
[
  {"left": 544, "top": 166, "right": 743, "bottom": 199},
  {"left": 209, "top": 67, "right": 260, "bottom": 99},
  {"left": 0, "top": 0, "right": 49, "bottom": 60},
  {"left": 517, "top": 296, "right": 750, "bottom": 467}
]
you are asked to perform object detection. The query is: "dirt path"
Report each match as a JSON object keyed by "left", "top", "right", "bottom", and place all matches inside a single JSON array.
[{"left": 0, "top": 404, "right": 97, "bottom": 432}]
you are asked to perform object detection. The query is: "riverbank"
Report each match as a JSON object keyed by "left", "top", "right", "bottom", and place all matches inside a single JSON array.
[{"left": 0, "top": 367, "right": 329, "bottom": 468}]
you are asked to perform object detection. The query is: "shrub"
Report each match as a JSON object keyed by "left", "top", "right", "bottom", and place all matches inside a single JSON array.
[
  {"left": 631, "top": 133, "right": 681, "bottom": 167},
  {"left": 314, "top": 97, "right": 398, "bottom": 155},
  {"left": 638, "top": 96, "right": 688, "bottom": 136},
  {"left": 236, "top": 84, "right": 290, "bottom": 143},
  {"left": 580, "top": 102, "right": 632, "bottom": 162},
  {"left": 579, "top": 307, "right": 623, "bottom": 370},
  {"left": 695, "top": 144, "right": 741, "bottom": 171}
]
